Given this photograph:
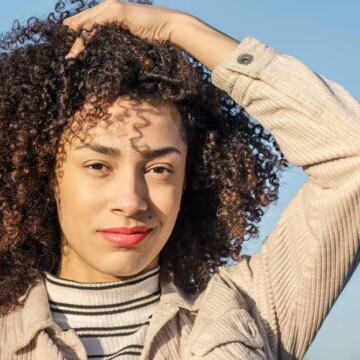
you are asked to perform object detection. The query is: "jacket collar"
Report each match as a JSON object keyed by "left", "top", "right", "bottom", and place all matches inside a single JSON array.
[
  {"left": 139, "top": 276, "right": 212, "bottom": 359},
  {"left": 159, "top": 278, "right": 210, "bottom": 311},
  {"left": 141, "top": 272, "right": 255, "bottom": 359},
  {"left": 5, "top": 280, "right": 56, "bottom": 353},
  {"left": 5, "top": 270, "right": 254, "bottom": 356},
  {"left": 4, "top": 277, "right": 206, "bottom": 355}
]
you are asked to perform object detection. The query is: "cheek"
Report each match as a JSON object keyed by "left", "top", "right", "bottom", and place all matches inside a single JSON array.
[
  {"left": 146, "top": 166, "right": 186, "bottom": 224},
  {"left": 56, "top": 170, "right": 103, "bottom": 226},
  {"left": 148, "top": 183, "right": 183, "bottom": 226}
]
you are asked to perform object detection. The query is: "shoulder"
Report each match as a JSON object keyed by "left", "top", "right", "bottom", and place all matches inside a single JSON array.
[{"left": 178, "top": 272, "right": 272, "bottom": 359}]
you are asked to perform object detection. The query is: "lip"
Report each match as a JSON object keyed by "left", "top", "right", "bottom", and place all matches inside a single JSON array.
[{"left": 97, "top": 227, "right": 152, "bottom": 247}]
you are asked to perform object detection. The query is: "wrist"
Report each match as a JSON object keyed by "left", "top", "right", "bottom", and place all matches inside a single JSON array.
[
  {"left": 168, "top": 13, "right": 239, "bottom": 71},
  {"left": 168, "top": 13, "right": 204, "bottom": 49}
]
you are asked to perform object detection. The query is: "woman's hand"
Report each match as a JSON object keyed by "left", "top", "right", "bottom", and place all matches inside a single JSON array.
[
  {"left": 63, "top": 0, "right": 239, "bottom": 71},
  {"left": 63, "top": 0, "right": 180, "bottom": 57}
]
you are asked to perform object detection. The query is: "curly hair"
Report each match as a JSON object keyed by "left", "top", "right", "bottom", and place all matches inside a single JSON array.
[{"left": 0, "top": 0, "right": 287, "bottom": 315}]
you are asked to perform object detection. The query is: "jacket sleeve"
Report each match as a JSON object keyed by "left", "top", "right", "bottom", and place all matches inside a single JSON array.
[{"left": 212, "top": 36, "right": 360, "bottom": 359}]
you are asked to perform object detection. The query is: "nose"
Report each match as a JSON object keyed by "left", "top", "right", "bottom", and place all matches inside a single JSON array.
[{"left": 110, "top": 171, "right": 148, "bottom": 217}]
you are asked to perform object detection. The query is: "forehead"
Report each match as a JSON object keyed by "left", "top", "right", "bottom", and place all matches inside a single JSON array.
[{"left": 70, "top": 98, "right": 186, "bottom": 151}]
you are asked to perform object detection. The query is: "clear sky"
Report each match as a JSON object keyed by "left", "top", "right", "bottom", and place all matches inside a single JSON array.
[{"left": 0, "top": 1, "right": 359, "bottom": 359}]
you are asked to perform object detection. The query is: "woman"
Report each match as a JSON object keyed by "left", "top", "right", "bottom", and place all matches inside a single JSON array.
[{"left": 0, "top": 0, "right": 359, "bottom": 359}]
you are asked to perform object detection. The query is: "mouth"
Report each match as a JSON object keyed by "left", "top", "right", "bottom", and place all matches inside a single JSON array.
[{"left": 97, "top": 227, "right": 153, "bottom": 247}]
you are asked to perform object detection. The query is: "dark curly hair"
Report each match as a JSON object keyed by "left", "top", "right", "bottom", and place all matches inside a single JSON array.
[{"left": 0, "top": 0, "right": 287, "bottom": 315}]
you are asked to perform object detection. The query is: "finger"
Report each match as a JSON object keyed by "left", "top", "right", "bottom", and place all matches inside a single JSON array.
[
  {"left": 65, "top": 24, "right": 100, "bottom": 59},
  {"left": 64, "top": 2, "right": 123, "bottom": 58},
  {"left": 63, "top": 0, "right": 113, "bottom": 30},
  {"left": 65, "top": 37, "right": 85, "bottom": 59},
  {"left": 63, "top": 13, "right": 87, "bottom": 31}
]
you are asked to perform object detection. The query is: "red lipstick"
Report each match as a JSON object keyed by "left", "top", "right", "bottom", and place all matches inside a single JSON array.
[{"left": 97, "top": 227, "right": 152, "bottom": 247}]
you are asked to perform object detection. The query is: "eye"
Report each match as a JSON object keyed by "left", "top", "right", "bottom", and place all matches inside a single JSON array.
[
  {"left": 147, "top": 166, "right": 173, "bottom": 175},
  {"left": 85, "top": 162, "right": 111, "bottom": 175}
]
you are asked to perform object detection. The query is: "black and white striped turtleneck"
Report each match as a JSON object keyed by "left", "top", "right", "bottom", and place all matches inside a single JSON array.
[{"left": 44, "top": 267, "right": 160, "bottom": 359}]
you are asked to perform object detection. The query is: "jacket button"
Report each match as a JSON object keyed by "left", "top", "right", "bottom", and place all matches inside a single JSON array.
[{"left": 237, "top": 54, "right": 254, "bottom": 65}]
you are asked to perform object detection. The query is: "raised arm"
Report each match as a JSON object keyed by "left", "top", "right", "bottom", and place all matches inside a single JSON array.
[
  {"left": 215, "top": 38, "right": 360, "bottom": 358},
  {"left": 63, "top": 0, "right": 239, "bottom": 70}
]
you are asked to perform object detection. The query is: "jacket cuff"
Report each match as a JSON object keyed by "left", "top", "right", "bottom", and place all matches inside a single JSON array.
[{"left": 212, "top": 36, "right": 278, "bottom": 105}]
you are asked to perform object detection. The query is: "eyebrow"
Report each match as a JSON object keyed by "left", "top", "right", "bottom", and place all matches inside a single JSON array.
[{"left": 75, "top": 143, "right": 182, "bottom": 160}]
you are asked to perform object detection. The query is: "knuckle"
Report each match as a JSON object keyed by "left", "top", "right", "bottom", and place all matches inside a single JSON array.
[
  {"left": 82, "top": 21, "right": 95, "bottom": 33},
  {"left": 109, "top": 0, "right": 122, "bottom": 11},
  {"left": 63, "top": 19, "right": 75, "bottom": 29}
]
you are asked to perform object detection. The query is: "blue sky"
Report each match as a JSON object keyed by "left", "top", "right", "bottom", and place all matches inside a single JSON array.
[{"left": 1, "top": 1, "right": 359, "bottom": 358}]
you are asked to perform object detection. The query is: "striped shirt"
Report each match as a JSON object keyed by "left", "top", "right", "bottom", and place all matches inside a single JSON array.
[{"left": 44, "top": 267, "right": 160, "bottom": 359}]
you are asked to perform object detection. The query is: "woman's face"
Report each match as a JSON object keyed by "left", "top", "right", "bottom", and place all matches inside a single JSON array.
[{"left": 54, "top": 98, "right": 187, "bottom": 283}]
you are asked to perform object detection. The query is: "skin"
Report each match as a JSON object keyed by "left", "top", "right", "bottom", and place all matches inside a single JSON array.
[
  {"left": 55, "top": 98, "right": 187, "bottom": 283},
  {"left": 63, "top": 0, "right": 239, "bottom": 71}
]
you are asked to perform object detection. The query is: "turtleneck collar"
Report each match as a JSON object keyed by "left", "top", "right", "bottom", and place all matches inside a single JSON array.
[{"left": 44, "top": 267, "right": 160, "bottom": 358}]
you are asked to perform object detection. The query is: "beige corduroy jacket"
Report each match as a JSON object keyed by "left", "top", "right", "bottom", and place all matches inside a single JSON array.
[{"left": 1, "top": 36, "right": 360, "bottom": 360}]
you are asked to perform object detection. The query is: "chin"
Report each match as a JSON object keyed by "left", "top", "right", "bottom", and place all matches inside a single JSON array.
[{"left": 95, "top": 262, "right": 155, "bottom": 281}]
